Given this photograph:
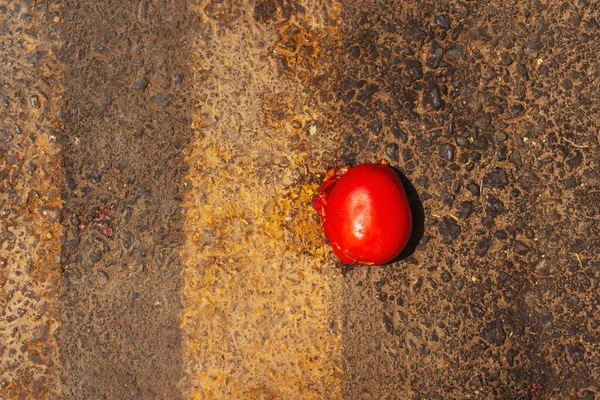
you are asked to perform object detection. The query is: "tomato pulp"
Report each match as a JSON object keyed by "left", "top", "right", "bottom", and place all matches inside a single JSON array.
[{"left": 313, "top": 160, "right": 412, "bottom": 265}]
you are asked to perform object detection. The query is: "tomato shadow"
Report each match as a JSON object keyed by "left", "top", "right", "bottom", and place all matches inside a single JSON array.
[{"left": 390, "top": 167, "right": 424, "bottom": 263}]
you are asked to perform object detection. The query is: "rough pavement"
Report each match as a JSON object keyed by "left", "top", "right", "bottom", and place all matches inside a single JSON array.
[
  {"left": 181, "top": 0, "right": 343, "bottom": 398},
  {"left": 1, "top": 1, "right": 64, "bottom": 397},
  {"left": 337, "top": 2, "right": 599, "bottom": 398},
  {"left": 0, "top": 0, "right": 598, "bottom": 399},
  {"left": 53, "top": 0, "right": 191, "bottom": 398}
]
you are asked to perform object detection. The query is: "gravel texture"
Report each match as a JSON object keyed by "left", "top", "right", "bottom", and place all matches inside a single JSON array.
[
  {"left": 1, "top": 0, "right": 598, "bottom": 399},
  {"left": 53, "top": 0, "right": 191, "bottom": 398},
  {"left": 0, "top": 1, "right": 63, "bottom": 398},
  {"left": 337, "top": 1, "right": 600, "bottom": 398}
]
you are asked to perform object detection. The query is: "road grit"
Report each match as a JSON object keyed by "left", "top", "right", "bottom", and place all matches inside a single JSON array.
[
  {"left": 182, "top": 1, "right": 343, "bottom": 398},
  {"left": 1, "top": 0, "right": 599, "bottom": 399},
  {"left": 0, "top": 1, "right": 63, "bottom": 398}
]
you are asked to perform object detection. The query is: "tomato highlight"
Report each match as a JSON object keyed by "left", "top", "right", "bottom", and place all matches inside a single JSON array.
[{"left": 313, "top": 159, "right": 412, "bottom": 265}]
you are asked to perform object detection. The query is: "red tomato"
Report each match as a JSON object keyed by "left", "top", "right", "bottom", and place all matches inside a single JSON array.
[{"left": 313, "top": 160, "right": 412, "bottom": 265}]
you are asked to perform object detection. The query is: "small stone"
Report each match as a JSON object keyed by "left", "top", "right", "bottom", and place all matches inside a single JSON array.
[
  {"left": 496, "top": 272, "right": 509, "bottom": 287},
  {"left": 357, "top": 84, "right": 379, "bottom": 103},
  {"left": 406, "top": 59, "right": 423, "bottom": 80},
  {"left": 131, "top": 77, "right": 149, "bottom": 90},
  {"left": 567, "top": 343, "right": 584, "bottom": 362},
  {"left": 451, "top": 23, "right": 463, "bottom": 40},
  {"left": 151, "top": 94, "right": 171, "bottom": 107},
  {"left": 426, "top": 41, "right": 444, "bottom": 69},
  {"left": 510, "top": 104, "right": 525, "bottom": 117},
  {"left": 423, "top": 83, "right": 442, "bottom": 110},
  {"left": 469, "top": 26, "right": 491, "bottom": 41},
  {"left": 563, "top": 176, "right": 578, "bottom": 189},
  {"left": 28, "top": 353, "right": 44, "bottom": 364},
  {"left": 174, "top": 73, "right": 184, "bottom": 88},
  {"left": 445, "top": 43, "right": 466, "bottom": 62},
  {"left": 39, "top": 206, "right": 61, "bottom": 223},
  {"left": 525, "top": 33, "right": 543, "bottom": 56},
  {"left": 89, "top": 250, "right": 103, "bottom": 263},
  {"left": 438, "top": 217, "right": 461, "bottom": 243},
  {"left": 500, "top": 52, "right": 513, "bottom": 66},
  {"left": 1, "top": 127, "right": 13, "bottom": 142},
  {"left": 385, "top": 143, "right": 399, "bottom": 162},
  {"left": 513, "top": 241, "right": 530, "bottom": 255},
  {"left": 66, "top": 174, "right": 77, "bottom": 189},
  {"left": 568, "top": 259, "right": 580, "bottom": 272},
  {"left": 31, "top": 325, "right": 48, "bottom": 343},
  {"left": 377, "top": 101, "right": 391, "bottom": 115},
  {"left": 494, "top": 230, "right": 508, "bottom": 240},
  {"left": 441, "top": 171, "right": 454, "bottom": 182},
  {"left": 391, "top": 122, "right": 407, "bottom": 142},
  {"left": 138, "top": 1, "right": 148, "bottom": 19},
  {"left": 506, "top": 349, "right": 518, "bottom": 366},
  {"left": 415, "top": 176, "right": 429, "bottom": 189},
  {"left": 496, "top": 131, "right": 508, "bottom": 142},
  {"left": 509, "top": 150, "right": 522, "bottom": 169},
  {"left": 30, "top": 95, "right": 40, "bottom": 109},
  {"left": 382, "top": 312, "right": 394, "bottom": 334},
  {"left": 475, "top": 237, "right": 492, "bottom": 256},
  {"left": 348, "top": 46, "right": 360, "bottom": 58},
  {"left": 565, "top": 151, "right": 583, "bottom": 171},
  {"left": 457, "top": 201, "right": 473, "bottom": 219},
  {"left": 561, "top": 78, "right": 573, "bottom": 90},
  {"left": 496, "top": 145, "right": 508, "bottom": 161},
  {"left": 455, "top": 278, "right": 464, "bottom": 290},
  {"left": 513, "top": 217, "right": 524, "bottom": 231},
  {"left": 481, "top": 319, "right": 506, "bottom": 346},
  {"left": 439, "top": 144, "right": 455, "bottom": 161},
  {"left": 88, "top": 170, "right": 101, "bottom": 182},
  {"left": 140, "top": 63, "right": 153, "bottom": 74},
  {"left": 581, "top": 391, "right": 595, "bottom": 400},
  {"left": 453, "top": 181, "right": 462, "bottom": 194},
  {"left": 484, "top": 168, "right": 508, "bottom": 188},
  {"left": 540, "top": 314, "right": 553, "bottom": 331},
  {"left": 583, "top": 168, "right": 600, "bottom": 185},
  {"left": 97, "top": 270, "right": 109, "bottom": 285},
  {"left": 466, "top": 181, "right": 480, "bottom": 197},
  {"left": 441, "top": 270, "right": 452, "bottom": 282},
  {"left": 435, "top": 15, "right": 451, "bottom": 30},
  {"left": 367, "top": 120, "right": 382, "bottom": 135},
  {"left": 121, "top": 230, "right": 134, "bottom": 249},
  {"left": 474, "top": 113, "right": 491, "bottom": 130},
  {"left": 516, "top": 63, "right": 529, "bottom": 80},
  {"left": 485, "top": 195, "right": 504, "bottom": 219}
]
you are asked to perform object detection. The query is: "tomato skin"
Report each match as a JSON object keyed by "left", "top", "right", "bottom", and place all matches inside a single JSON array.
[{"left": 314, "top": 161, "right": 412, "bottom": 265}]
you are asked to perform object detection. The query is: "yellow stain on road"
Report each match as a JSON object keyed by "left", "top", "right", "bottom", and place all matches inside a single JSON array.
[
  {"left": 182, "top": 0, "right": 343, "bottom": 398},
  {"left": 0, "top": 3, "right": 63, "bottom": 397}
]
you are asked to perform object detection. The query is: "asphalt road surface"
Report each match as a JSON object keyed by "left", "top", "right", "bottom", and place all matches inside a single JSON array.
[{"left": 1, "top": 0, "right": 599, "bottom": 399}]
